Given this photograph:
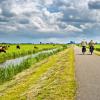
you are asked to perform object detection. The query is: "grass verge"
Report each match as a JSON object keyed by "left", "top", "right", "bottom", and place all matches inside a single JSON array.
[
  {"left": 94, "top": 50, "right": 100, "bottom": 56},
  {"left": 0, "top": 47, "right": 65, "bottom": 84},
  {"left": 0, "top": 48, "right": 76, "bottom": 100}
]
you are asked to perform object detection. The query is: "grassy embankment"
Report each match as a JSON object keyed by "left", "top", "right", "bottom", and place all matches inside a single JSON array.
[
  {"left": 0, "top": 44, "right": 62, "bottom": 63},
  {"left": 0, "top": 48, "right": 76, "bottom": 100},
  {"left": 0, "top": 47, "right": 65, "bottom": 84}
]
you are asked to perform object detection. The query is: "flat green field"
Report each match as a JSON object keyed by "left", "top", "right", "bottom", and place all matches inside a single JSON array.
[
  {"left": 94, "top": 44, "right": 100, "bottom": 55},
  {"left": 95, "top": 44, "right": 100, "bottom": 51},
  {"left": 95, "top": 44, "right": 100, "bottom": 49},
  {"left": 0, "top": 44, "right": 63, "bottom": 63}
]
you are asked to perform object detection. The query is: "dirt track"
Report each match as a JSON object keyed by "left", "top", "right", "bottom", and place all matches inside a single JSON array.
[{"left": 75, "top": 47, "right": 100, "bottom": 100}]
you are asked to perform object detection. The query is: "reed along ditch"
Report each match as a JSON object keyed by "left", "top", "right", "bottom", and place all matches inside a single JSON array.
[{"left": 0, "top": 47, "right": 67, "bottom": 84}]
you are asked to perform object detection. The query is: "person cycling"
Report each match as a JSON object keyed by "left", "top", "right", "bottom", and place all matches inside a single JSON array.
[
  {"left": 81, "top": 40, "right": 87, "bottom": 54},
  {"left": 89, "top": 40, "right": 95, "bottom": 55}
]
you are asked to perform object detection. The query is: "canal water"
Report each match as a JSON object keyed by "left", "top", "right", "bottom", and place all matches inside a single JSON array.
[{"left": 0, "top": 48, "right": 59, "bottom": 68}]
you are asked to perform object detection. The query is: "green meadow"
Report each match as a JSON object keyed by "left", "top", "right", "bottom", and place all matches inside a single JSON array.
[
  {"left": 0, "top": 44, "right": 62, "bottom": 63},
  {"left": 95, "top": 44, "right": 100, "bottom": 51}
]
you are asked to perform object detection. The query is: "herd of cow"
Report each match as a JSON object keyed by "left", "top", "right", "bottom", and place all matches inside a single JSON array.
[
  {"left": 0, "top": 45, "right": 20, "bottom": 53},
  {"left": 0, "top": 45, "right": 39, "bottom": 53}
]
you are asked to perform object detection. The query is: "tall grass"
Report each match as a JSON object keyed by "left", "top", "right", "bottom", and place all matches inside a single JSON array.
[{"left": 0, "top": 47, "right": 67, "bottom": 84}]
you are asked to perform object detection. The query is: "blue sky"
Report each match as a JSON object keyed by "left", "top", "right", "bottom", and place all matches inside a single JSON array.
[{"left": 0, "top": 0, "right": 100, "bottom": 43}]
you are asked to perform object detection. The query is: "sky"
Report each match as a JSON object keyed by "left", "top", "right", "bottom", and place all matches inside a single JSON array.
[{"left": 0, "top": 0, "right": 100, "bottom": 43}]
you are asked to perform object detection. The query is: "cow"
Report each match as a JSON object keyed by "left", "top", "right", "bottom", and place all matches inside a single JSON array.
[
  {"left": 34, "top": 46, "right": 38, "bottom": 49},
  {"left": 0, "top": 46, "right": 6, "bottom": 53},
  {"left": 16, "top": 45, "right": 20, "bottom": 49}
]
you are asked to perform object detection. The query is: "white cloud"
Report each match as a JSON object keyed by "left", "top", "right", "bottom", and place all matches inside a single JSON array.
[
  {"left": 64, "top": 25, "right": 83, "bottom": 32},
  {"left": 0, "top": 0, "right": 100, "bottom": 40},
  {"left": 42, "top": 0, "right": 53, "bottom": 5},
  {"left": 31, "top": 16, "right": 47, "bottom": 29},
  {"left": 80, "top": 23, "right": 94, "bottom": 30},
  {"left": 0, "top": 24, "right": 17, "bottom": 32},
  {"left": 80, "top": 23, "right": 100, "bottom": 30},
  {"left": 0, "top": 8, "right": 2, "bottom": 14},
  {"left": 11, "top": 1, "right": 39, "bottom": 15}
]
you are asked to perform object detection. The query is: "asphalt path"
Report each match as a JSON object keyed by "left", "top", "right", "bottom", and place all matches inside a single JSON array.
[{"left": 75, "top": 47, "right": 100, "bottom": 100}]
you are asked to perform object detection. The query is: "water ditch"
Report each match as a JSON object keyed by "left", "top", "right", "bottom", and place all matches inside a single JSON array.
[{"left": 0, "top": 48, "right": 60, "bottom": 68}]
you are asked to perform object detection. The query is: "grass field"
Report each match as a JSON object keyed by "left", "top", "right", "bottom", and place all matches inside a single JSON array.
[
  {"left": 0, "top": 44, "right": 63, "bottom": 63},
  {"left": 0, "top": 48, "right": 76, "bottom": 100},
  {"left": 0, "top": 47, "right": 65, "bottom": 84},
  {"left": 95, "top": 44, "right": 100, "bottom": 51},
  {"left": 94, "top": 44, "right": 100, "bottom": 55}
]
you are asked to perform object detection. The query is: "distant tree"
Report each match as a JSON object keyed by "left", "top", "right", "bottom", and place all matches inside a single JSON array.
[{"left": 40, "top": 42, "right": 42, "bottom": 44}]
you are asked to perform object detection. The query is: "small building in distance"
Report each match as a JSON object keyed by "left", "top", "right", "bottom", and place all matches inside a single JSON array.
[{"left": 68, "top": 41, "right": 75, "bottom": 44}]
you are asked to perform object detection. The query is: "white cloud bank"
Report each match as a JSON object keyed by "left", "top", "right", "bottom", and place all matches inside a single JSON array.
[{"left": 0, "top": 0, "right": 100, "bottom": 42}]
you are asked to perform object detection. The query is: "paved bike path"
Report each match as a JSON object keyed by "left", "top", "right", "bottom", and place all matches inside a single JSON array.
[{"left": 75, "top": 47, "right": 100, "bottom": 100}]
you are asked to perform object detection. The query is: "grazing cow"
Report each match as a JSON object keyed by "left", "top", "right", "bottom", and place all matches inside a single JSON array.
[
  {"left": 16, "top": 45, "right": 20, "bottom": 49},
  {"left": 0, "top": 46, "right": 6, "bottom": 53},
  {"left": 34, "top": 46, "right": 38, "bottom": 49}
]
